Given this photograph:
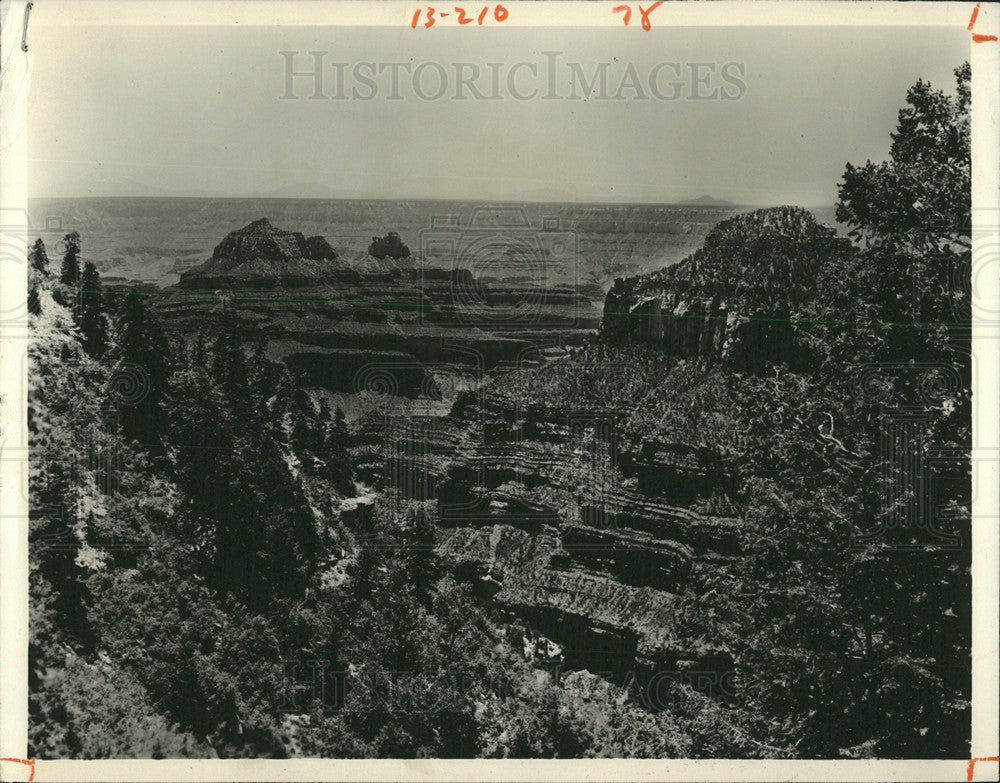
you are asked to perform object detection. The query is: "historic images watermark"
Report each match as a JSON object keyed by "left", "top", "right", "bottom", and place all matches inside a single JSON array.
[{"left": 279, "top": 51, "right": 747, "bottom": 102}]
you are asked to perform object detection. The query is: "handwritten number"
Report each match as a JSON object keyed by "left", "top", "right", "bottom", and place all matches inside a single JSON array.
[
  {"left": 614, "top": 2, "right": 661, "bottom": 30},
  {"left": 638, "top": 1, "right": 662, "bottom": 31},
  {"left": 412, "top": 4, "right": 507, "bottom": 27}
]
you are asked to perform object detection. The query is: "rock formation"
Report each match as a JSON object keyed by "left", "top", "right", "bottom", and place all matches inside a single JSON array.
[
  {"left": 178, "top": 218, "right": 344, "bottom": 289},
  {"left": 600, "top": 207, "right": 853, "bottom": 372}
]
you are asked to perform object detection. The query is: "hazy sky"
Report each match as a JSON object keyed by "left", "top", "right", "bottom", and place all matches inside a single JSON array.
[{"left": 28, "top": 23, "right": 968, "bottom": 204}]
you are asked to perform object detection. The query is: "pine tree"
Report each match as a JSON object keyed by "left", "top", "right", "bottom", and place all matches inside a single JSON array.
[
  {"left": 245, "top": 338, "right": 272, "bottom": 410},
  {"left": 53, "top": 232, "right": 82, "bottom": 312},
  {"left": 211, "top": 305, "right": 249, "bottom": 409},
  {"left": 29, "top": 238, "right": 49, "bottom": 274},
  {"left": 166, "top": 313, "right": 321, "bottom": 608},
  {"left": 59, "top": 231, "right": 81, "bottom": 286},
  {"left": 317, "top": 404, "right": 353, "bottom": 493},
  {"left": 828, "top": 62, "right": 973, "bottom": 757},
  {"left": 108, "top": 294, "right": 171, "bottom": 445},
  {"left": 28, "top": 238, "right": 49, "bottom": 316},
  {"left": 79, "top": 262, "right": 108, "bottom": 356},
  {"left": 332, "top": 406, "right": 353, "bottom": 491},
  {"left": 404, "top": 504, "right": 439, "bottom": 608}
]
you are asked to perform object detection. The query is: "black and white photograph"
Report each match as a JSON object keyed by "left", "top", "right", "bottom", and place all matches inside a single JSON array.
[{"left": 0, "top": 1, "right": 998, "bottom": 779}]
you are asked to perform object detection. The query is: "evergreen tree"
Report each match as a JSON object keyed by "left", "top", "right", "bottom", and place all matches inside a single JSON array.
[
  {"left": 829, "top": 62, "right": 972, "bottom": 757},
  {"left": 79, "top": 262, "right": 108, "bottom": 356},
  {"left": 28, "top": 238, "right": 49, "bottom": 316},
  {"left": 666, "top": 63, "right": 974, "bottom": 758},
  {"left": 29, "top": 238, "right": 49, "bottom": 274},
  {"left": 837, "top": 61, "right": 971, "bottom": 361},
  {"left": 319, "top": 403, "right": 354, "bottom": 493},
  {"left": 404, "top": 504, "right": 439, "bottom": 608},
  {"left": 107, "top": 294, "right": 171, "bottom": 445},
  {"left": 245, "top": 338, "right": 273, "bottom": 412},
  {"left": 59, "top": 231, "right": 81, "bottom": 286},
  {"left": 211, "top": 305, "right": 250, "bottom": 409},
  {"left": 289, "top": 379, "right": 317, "bottom": 456}
]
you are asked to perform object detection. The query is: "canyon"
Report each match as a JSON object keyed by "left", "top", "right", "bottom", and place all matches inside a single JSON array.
[{"left": 148, "top": 212, "right": 830, "bottom": 700}]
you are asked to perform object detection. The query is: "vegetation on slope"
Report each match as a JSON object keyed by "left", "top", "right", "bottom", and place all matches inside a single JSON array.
[{"left": 27, "top": 222, "right": 727, "bottom": 762}]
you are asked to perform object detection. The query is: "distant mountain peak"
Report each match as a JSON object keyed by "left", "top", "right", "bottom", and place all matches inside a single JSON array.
[
  {"left": 674, "top": 195, "right": 736, "bottom": 206},
  {"left": 259, "top": 182, "right": 343, "bottom": 199}
]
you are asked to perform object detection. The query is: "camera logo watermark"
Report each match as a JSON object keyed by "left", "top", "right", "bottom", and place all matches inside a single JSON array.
[{"left": 419, "top": 206, "right": 579, "bottom": 329}]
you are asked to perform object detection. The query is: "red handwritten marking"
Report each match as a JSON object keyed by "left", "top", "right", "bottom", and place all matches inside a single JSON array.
[
  {"left": 968, "top": 2, "right": 981, "bottom": 29},
  {"left": 613, "top": 2, "right": 662, "bottom": 31},
  {"left": 967, "top": 756, "right": 999, "bottom": 781},
  {"left": 0, "top": 758, "right": 36, "bottom": 782},
  {"left": 968, "top": 2, "right": 998, "bottom": 41},
  {"left": 411, "top": 5, "right": 506, "bottom": 28},
  {"left": 638, "top": 1, "right": 663, "bottom": 31}
]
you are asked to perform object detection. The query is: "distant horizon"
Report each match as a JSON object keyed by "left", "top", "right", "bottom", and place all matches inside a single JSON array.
[{"left": 27, "top": 192, "right": 838, "bottom": 210}]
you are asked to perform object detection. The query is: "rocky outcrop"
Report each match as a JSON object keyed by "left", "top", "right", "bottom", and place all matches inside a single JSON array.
[
  {"left": 436, "top": 524, "right": 732, "bottom": 687},
  {"left": 302, "top": 234, "right": 337, "bottom": 261},
  {"left": 209, "top": 217, "right": 336, "bottom": 264},
  {"left": 600, "top": 207, "right": 853, "bottom": 372},
  {"left": 602, "top": 290, "right": 803, "bottom": 372},
  {"left": 178, "top": 218, "right": 344, "bottom": 289}
]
